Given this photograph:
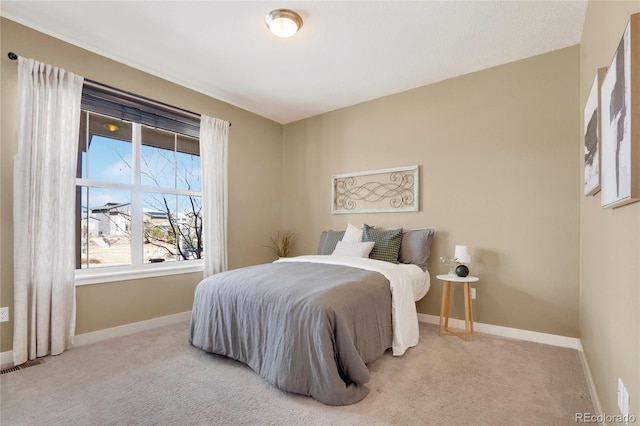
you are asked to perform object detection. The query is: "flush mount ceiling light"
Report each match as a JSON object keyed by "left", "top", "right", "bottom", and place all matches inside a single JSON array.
[{"left": 265, "top": 9, "right": 303, "bottom": 38}]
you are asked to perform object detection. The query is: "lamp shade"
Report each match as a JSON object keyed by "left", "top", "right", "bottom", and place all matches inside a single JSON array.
[{"left": 454, "top": 245, "right": 471, "bottom": 264}]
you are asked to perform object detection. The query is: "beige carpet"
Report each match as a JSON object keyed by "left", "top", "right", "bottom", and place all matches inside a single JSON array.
[{"left": 0, "top": 321, "right": 594, "bottom": 425}]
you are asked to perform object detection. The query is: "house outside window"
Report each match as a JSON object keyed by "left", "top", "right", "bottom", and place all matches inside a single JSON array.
[{"left": 75, "top": 85, "right": 203, "bottom": 284}]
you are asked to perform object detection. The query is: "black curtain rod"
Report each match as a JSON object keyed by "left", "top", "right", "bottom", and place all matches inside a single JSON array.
[{"left": 7, "top": 51, "right": 231, "bottom": 127}]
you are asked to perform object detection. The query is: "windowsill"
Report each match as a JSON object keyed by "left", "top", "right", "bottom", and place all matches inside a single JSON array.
[{"left": 75, "top": 261, "right": 203, "bottom": 286}]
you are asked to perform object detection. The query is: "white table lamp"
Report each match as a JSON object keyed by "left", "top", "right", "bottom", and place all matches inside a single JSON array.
[{"left": 454, "top": 245, "right": 471, "bottom": 264}]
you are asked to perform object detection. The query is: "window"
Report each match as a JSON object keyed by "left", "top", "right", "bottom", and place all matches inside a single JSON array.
[{"left": 75, "top": 84, "right": 203, "bottom": 283}]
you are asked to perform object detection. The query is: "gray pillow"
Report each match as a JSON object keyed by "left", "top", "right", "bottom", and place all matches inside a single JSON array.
[
  {"left": 362, "top": 224, "right": 403, "bottom": 263},
  {"left": 398, "top": 228, "right": 435, "bottom": 271},
  {"left": 318, "top": 230, "right": 345, "bottom": 255},
  {"left": 317, "top": 231, "right": 328, "bottom": 254}
]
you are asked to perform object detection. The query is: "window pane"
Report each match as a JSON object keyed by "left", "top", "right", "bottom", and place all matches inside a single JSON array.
[
  {"left": 77, "top": 113, "right": 88, "bottom": 179},
  {"left": 84, "top": 113, "right": 133, "bottom": 183},
  {"left": 143, "top": 192, "right": 177, "bottom": 262},
  {"left": 176, "top": 194, "right": 203, "bottom": 260},
  {"left": 143, "top": 193, "right": 202, "bottom": 263},
  {"left": 78, "top": 186, "right": 88, "bottom": 268},
  {"left": 141, "top": 127, "right": 176, "bottom": 188},
  {"left": 176, "top": 134, "right": 201, "bottom": 191},
  {"left": 141, "top": 128, "right": 201, "bottom": 191},
  {"left": 81, "top": 187, "right": 132, "bottom": 268}
]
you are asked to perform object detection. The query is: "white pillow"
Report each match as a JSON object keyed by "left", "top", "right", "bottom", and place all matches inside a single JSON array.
[
  {"left": 342, "top": 223, "right": 363, "bottom": 243},
  {"left": 332, "top": 241, "right": 375, "bottom": 258}
]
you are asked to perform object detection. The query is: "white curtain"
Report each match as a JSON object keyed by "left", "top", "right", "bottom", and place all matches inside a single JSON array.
[
  {"left": 200, "top": 115, "right": 230, "bottom": 277},
  {"left": 13, "top": 57, "right": 84, "bottom": 365}
]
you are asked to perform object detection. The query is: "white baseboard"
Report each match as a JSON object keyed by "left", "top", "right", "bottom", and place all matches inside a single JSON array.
[
  {"left": 1, "top": 349, "right": 13, "bottom": 369},
  {"left": 417, "top": 313, "right": 582, "bottom": 350},
  {"left": 3, "top": 312, "right": 583, "bottom": 359},
  {"left": 578, "top": 348, "right": 604, "bottom": 419},
  {"left": 73, "top": 311, "right": 192, "bottom": 347},
  {"left": 1, "top": 311, "right": 191, "bottom": 369}
]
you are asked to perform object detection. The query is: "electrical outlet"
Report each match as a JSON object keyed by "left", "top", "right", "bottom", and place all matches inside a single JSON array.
[
  {"left": 617, "top": 377, "right": 630, "bottom": 421},
  {"left": 0, "top": 307, "right": 9, "bottom": 322},
  {"left": 471, "top": 288, "right": 476, "bottom": 300},
  {"left": 618, "top": 378, "right": 624, "bottom": 413},
  {"left": 622, "top": 386, "right": 630, "bottom": 423}
]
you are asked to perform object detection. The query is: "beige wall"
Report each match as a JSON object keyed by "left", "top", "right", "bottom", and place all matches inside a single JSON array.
[
  {"left": 579, "top": 2, "right": 640, "bottom": 419},
  {"left": 0, "top": 18, "right": 284, "bottom": 352},
  {"left": 283, "top": 46, "right": 581, "bottom": 337}
]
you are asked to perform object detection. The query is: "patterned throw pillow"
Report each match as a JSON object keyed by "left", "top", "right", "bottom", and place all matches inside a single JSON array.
[
  {"left": 362, "top": 224, "right": 403, "bottom": 263},
  {"left": 319, "top": 230, "right": 345, "bottom": 255}
]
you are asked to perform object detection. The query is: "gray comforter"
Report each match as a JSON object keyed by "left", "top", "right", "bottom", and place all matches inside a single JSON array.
[{"left": 189, "top": 261, "right": 393, "bottom": 405}]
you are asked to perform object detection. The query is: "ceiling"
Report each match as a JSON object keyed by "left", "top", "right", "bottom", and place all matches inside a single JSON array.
[{"left": 1, "top": 1, "right": 588, "bottom": 124}]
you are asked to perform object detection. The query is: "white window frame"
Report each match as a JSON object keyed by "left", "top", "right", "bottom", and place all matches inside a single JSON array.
[{"left": 75, "top": 115, "right": 203, "bottom": 285}]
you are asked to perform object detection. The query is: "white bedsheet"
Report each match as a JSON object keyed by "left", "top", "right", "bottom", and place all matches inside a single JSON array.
[
  {"left": 397, "top": 263, "right": 431, "bottom": 302},
  {"left": 275, "top": 255, "right": 419, "bottom": 356}
]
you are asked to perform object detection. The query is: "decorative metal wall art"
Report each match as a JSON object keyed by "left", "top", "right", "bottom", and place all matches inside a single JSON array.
[{"left": 331, "top": 165, "right": 419, "bottom": 214}]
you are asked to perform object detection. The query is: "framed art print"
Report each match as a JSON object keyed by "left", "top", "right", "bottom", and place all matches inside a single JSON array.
[
  {"left": 584, "top": 68, "right": 607, "bottom": 196},
  {"left": 600, "top": 13, "right": 640, "bottom": 208}
]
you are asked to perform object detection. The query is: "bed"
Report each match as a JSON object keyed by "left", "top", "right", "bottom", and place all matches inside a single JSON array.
[{"left": 189, "top": 225, "right": 434, "bottom": 405}]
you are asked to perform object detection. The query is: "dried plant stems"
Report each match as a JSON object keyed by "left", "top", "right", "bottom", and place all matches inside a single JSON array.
[{"left": 266, "top": 231, "right": 295, "bottom": 258}]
